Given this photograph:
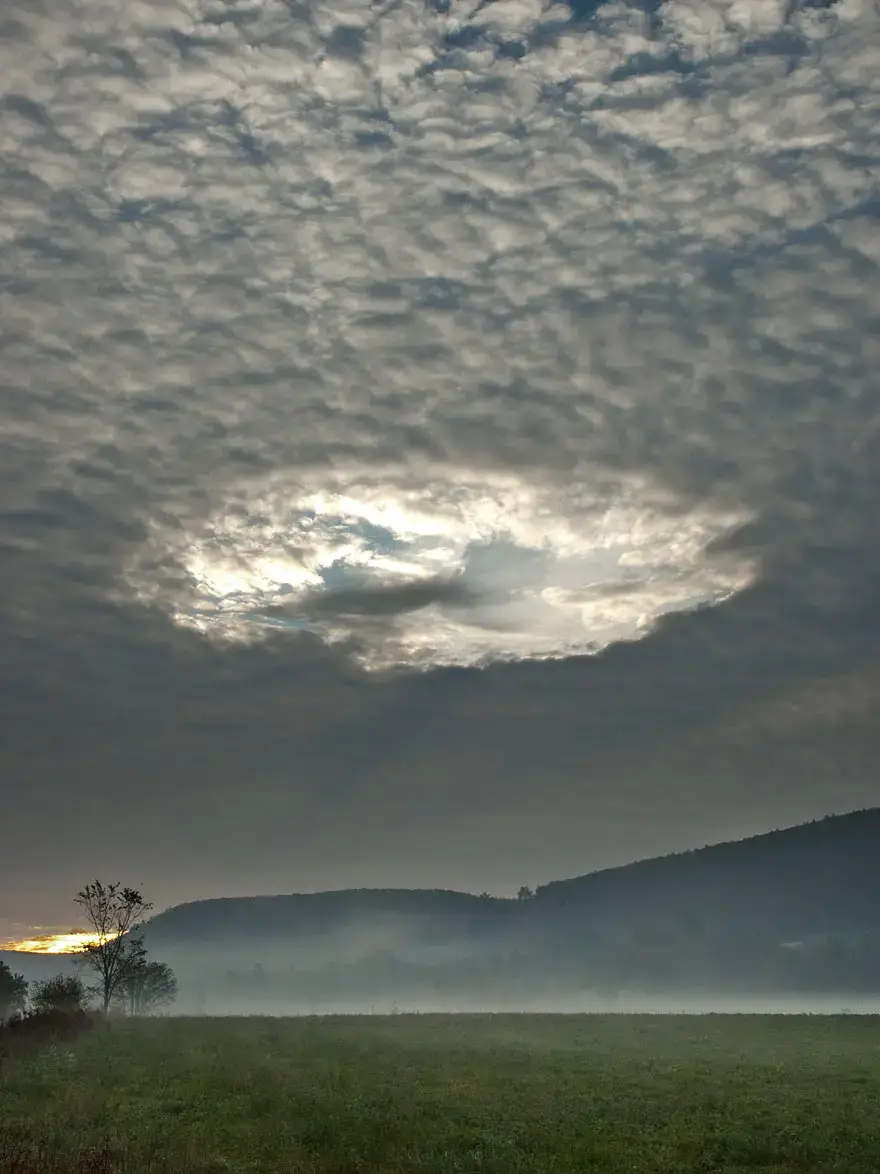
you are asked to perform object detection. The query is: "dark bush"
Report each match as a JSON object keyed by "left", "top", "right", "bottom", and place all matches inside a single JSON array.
[
  {"left": 0, "top": 1007, "right": 96, "bottom": 1073},
  {"left": 30, "top": 973, "right": 89, "bottom": 1015}
]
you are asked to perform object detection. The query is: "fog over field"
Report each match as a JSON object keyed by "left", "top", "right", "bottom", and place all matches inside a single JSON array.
[{"left": 7, "top": 813, "right": 880, "bottom": 1019}]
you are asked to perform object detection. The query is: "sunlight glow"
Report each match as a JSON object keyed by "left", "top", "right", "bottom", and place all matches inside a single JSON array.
[
  {"left": 0, "top": 929, "right": 119, "bottom": 954},
  {"left": 123, "top": 465, "right": 756, "bottom": 671}
]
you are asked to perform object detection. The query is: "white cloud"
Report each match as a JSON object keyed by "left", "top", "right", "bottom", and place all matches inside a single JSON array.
[
  {"left": 1, "top": 0, "right": 878, "bottom": 666},
  {"left": 123, "top": 465, "right": 754, "bottom": 668}
]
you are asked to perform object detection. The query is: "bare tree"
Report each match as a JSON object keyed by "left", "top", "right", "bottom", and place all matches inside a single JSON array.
[
  {"left": 74, "top": 881, "right": 152, "bottom": 1016},
  {"left": 114, "top": 937, "right": 177, "bottom": 1016}
]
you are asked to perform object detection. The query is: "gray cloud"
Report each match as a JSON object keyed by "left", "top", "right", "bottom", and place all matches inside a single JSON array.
[
  {"left": 1, "top": 0, "right": 879, "bottom": 931},
  {"left": 298, "top": 576, "right": 478, "bottom": 617}
]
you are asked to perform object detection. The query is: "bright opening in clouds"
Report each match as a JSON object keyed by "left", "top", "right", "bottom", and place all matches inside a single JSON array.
[
  {"left": 126, "top": 467, "right": 754, "bottom": 668},
  {"left": 0, "top": 930, "right": 112, "bottom": 955},
  {"left": 1, "top": 0, "right": 878, "bottom": 919}
]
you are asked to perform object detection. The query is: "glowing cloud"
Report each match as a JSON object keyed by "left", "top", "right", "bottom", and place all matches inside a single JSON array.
[
  {"left": 0, "top": 929, "right": 118, "bottom": 954},
  {"left": 125, "top": 465, "right": 756, "bottom": 670}
]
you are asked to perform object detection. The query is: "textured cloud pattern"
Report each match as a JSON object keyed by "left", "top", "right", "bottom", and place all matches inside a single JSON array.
[
  {"left": 1, "top": 0, "right": 879, "bottom": 916},
  {"left": 3, "top": 0, "right": 878, "bottom": 662}
]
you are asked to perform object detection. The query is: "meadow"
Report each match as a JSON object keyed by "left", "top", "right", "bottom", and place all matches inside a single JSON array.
[{"left": 2, "top": 1014, "right": 880, "bottom": 1174}]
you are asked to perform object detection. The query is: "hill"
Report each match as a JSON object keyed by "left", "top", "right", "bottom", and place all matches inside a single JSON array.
[
  {"left": 143, "top": 882, "right": 516, "bottom": 957},
  {"left": 138, "top": 809, "right": 880, "bottom": 1004},
  {"left": 144, "top": 887, "right": 513, "bottom": 947},
  {"left": 530, "top": 806, "right": 880, "bottom": 940}
]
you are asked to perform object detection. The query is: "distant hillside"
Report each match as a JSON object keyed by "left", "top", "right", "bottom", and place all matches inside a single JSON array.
[
  {"left": 146, "top": 887, "right": 513, "bottom": 938},
  {"left": 529, "top": 807, "right": 880, "bottom": 940},
  {"left": 8, "top": 812, "right": 880, "bottom": 1012},
  {"left": 139, "top": 809, "right": 880, "bottom": 1000},
  {"left": 145, "top": 809, "right": 880, "bottom": 945},
  {"left": 142, "top": 887, "right": 519, "bottom": 968}
]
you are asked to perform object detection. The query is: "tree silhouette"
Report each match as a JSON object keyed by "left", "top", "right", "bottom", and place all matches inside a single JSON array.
[
  {"left": 114, "top": 937, "right": 177, "bottom": 1015},
  {"left": 74, "top": 881, "right": 153, "bottom": 1016},
  {"left": 30, "top": 973, "right": 88, "bottom": 1014},
  {"left": 0, "top": 960, "right": 27, "bottom": 1021}
]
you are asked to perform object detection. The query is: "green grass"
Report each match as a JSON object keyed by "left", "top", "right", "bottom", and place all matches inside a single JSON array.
[{"left": 2, "top": 1014, "right": 880, "bottom": 1173}]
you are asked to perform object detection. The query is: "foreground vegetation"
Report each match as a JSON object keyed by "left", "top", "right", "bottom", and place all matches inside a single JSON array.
[{"left": 2, "top": 1014, "right": 880, "bottom": 1173}]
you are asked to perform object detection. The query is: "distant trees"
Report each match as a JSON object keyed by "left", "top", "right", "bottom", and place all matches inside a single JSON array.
[
  {"left": 517, "top": 886, "right": 535, "bottom": 901},
  {"left": 75, "top": 881, "right": 153, "bottom": 1016},
  {"left": 113, "top": 937, "right": 177, "bottom": 1016},
  {"left": 0, "top": 960, "right": 28, "bottom": 1021},
  {"left": 30, "top": 973, "right": 88, "bottom": 1015}
]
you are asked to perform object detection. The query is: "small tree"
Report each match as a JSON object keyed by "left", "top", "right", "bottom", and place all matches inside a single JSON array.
[
  {"left": 30, "top": 973, "right": 88, "bottom": 1015},
  {"left": 74, "top": 881, "right": 153, "bottom": 1016},
  {"left": 0, "top": 960, "right": 28, "bottom": 1021},
  {"left": 114, "top": 937, "right": 177, "bottom": 1016},
  {"left": 517, "top": 886, "right": 535, "bottom": 901},
  {"left": 133, "top": 960, "right": 177, "bottom": 1016}
]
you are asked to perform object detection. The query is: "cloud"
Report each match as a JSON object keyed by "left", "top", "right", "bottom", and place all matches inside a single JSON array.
[
  {"left": 121, "top": 464, "right": 755, "bottom": 667},
  {"left": 0, "top": 0, "right": 879, "bottom": 920},
  {"left": 299, "top": 577, "right": 477, "bottom": 618}
]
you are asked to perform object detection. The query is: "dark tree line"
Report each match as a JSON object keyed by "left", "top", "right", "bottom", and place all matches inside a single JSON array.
[{"left": 207, "top": 926, "right": 880, "bottom": 1008}]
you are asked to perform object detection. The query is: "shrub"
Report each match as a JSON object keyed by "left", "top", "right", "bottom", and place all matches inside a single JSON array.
[
  {"left": 30, "top": 974, "right": 89, "bottom": 1015},
  {"left": 0, "top": 1006, "right": 95, "bottom": 1074},
  {"left": 0, "top": 961, "right": 28, "bottom": 1022}
]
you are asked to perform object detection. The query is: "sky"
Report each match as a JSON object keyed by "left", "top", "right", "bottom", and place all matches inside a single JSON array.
[{"left": 1, "top": 0, "right": 879, "bottom": 940}]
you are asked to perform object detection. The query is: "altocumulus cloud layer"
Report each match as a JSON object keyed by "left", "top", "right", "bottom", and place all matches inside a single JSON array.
[{"left": 1, "top": 0, "right": 879, "bottom": 927}]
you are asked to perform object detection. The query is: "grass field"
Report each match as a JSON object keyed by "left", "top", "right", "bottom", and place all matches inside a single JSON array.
[{"left": 2, "top": 1014, "right": 880, "bottom": 1173}]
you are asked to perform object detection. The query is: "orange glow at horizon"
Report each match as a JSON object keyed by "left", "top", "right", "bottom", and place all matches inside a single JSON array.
[{"left": 0, "top": 930, "right": 121, "bottom": 954}]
